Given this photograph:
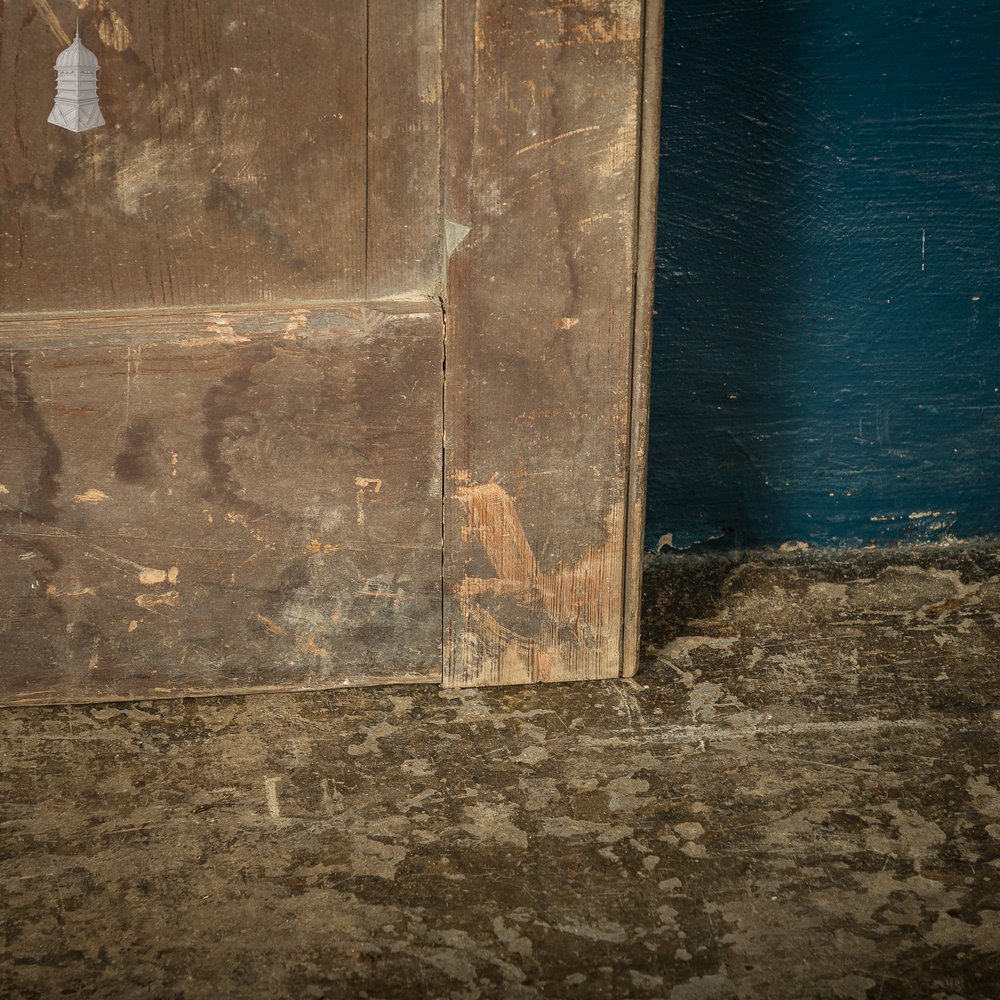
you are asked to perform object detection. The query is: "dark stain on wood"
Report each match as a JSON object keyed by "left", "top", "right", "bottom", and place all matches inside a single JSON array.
[
  {"left": 6, "top": 352, "right": 62, "bottom": 522},
  {"left": 0, "top": 308, "right": 443, "bottom": 704},
  {"left": 200, "top": 342, "right": 276, "bottom": 512},
  {"left": 0, "top": 0, "right": 660, "bottom": 702},
  {"left": 202, "top": 180, "right": 311, "bottom": 277},
  {"left": 114, "top": 418, "right": 158, "bottom": 484}
]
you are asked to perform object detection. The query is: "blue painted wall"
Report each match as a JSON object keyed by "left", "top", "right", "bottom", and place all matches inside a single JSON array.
[{"left": 646, "top": 0, "right": 1000, "bottom": 550}]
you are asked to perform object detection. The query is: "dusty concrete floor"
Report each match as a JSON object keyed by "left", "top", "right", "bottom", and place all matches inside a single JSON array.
[{"left": 3, "top": 544, "right": 1000, "bottom": 999}]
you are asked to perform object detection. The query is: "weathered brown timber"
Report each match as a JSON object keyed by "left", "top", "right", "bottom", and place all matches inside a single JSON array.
[
  {"left": 442, "top": 0, "right": 651, "bottom": 686},
  {"left": 0, "top": 1, "right": 444, "bottom": 309},
  {"left": 0, "top": 305, "right": 443, "bottom": 704},
  {"left": 621, "top": 0, "right": 665, "bottom": 676},
  {"left": 1, "top": 2, "right": 367, "bottom": 308},
  {"left": 0, "top": 0, "right": 662, "bottom": 702},
  {"left": 366, "top": 0, "right": 445, "bottom": 299}
]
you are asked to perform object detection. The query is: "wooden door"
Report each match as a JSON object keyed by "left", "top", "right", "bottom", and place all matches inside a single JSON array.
[
  {"left": 0, "top": 0, "right": 662, "bottom": 705},
  {"left": 0, "top": 1, "right": 444, "bottom": 703}
]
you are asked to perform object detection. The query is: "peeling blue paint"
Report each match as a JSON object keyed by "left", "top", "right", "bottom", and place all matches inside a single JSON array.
[{"left": 646, "top": 0, "right": 1000, "bottom": 549}]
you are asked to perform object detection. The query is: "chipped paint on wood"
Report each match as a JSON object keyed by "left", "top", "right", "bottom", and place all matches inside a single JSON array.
[{"left": 73, "top": 489, "right": 109, "bottom": 504}]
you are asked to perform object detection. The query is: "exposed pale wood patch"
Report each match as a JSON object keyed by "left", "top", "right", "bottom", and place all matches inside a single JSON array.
[{"left": 449, "top": 479, "right": 622, "bottom": 686}]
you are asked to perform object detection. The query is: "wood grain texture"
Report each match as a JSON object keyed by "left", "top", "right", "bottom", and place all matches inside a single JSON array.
[
  {"left": 621, "top": 0, "right": 664, "bottom": 677},
  {"left": 1, "top": 1, "right": 443, "bottom": 311},
  {"left": 0, "top": 0, "right": 366, "bottom": 309},
  {"left": 1, "top": 0, "right": 658, "bottom": 700},
  {"left": 442, "top": 0, "right": 646, "bottom": 686},
  {"left": 366, "top": 0, "right": 444, "bottom": 299},
  {"left": 0, "top": 306, "right": 443, "bottom": 705}
]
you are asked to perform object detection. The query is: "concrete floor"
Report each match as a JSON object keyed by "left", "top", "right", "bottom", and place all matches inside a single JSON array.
[{"left": 3, "top": 544, "right": 1000, "bottom": 999}]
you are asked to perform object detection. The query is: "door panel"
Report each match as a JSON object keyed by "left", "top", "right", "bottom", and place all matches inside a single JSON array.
[
  {"left": 0, "top": 0, "right": 661, "bottom": 703},
  {"left": 0, "top": 2, "right": 445, "bottom": 705},
  {"left": 442, "top": 0, "right": 645, "bottom": 685},
  {"left": 2, "top": 2, "right": 368, "bottom": 309},
  {"left": 0, "top": 306, "right": 443, "bottom": 704},
  {"left": 0, "top": 1, "right": 443, "bottom": 310},
  {"left": 366, "top": 0, "right": 445, "bottom": 298}
]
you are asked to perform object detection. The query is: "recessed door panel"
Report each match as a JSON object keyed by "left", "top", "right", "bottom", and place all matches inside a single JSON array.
[
  {"left": 0, "top": 1, "right": 445, "bottom": 704},
  {"left": 0, "top": 1, "right": 442, "bottom": 310}
]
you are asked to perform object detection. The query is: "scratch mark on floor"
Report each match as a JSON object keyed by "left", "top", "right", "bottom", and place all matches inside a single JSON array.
[{"left": 265, "top": 777, "right": 281, "bottom": 818}]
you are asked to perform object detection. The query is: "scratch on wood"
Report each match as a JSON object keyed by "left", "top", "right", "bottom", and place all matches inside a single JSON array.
[
  {"left": 300, "top": 634, "right": 330, "bottom": 658},
  {"left": 124, "top": 347, "right": 142, "bottom": 429},
  {"left": 2, "top": 519, "right": 170, "bottom": 592},
  {"left": 253, "top": 613, "right": 286, "bottom": 638},
  {"left": 81, "top": 542, "right": 164, "bottom": 579},
  {"left": 46, "top": 585, "right": 95, "bottom": 599},
  {"left": 135, "top": 591, "right": 181, "bottom": 609},
  {"left": 515, "top": 125, "right": 601, "bottom": 157},
  {"left": 30, "top": 0, "right": 71, "bottom": 47},
  {"left": 357, "top": 588, "right": 411, "bottom": 600},
  {"left": 354, "top": 477, "right": 383, "bottom": 527}
]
